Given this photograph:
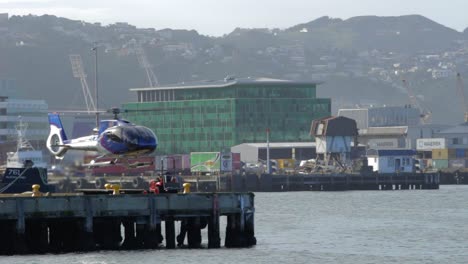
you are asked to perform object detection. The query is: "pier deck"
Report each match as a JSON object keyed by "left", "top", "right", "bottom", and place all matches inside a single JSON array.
[{"left": 0, "top": 192, "right": 256, "bottom": 254}]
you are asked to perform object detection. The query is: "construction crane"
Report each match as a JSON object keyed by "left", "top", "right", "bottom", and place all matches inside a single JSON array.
[
  {"left": 402, "top": 79, "right": 432, "bottom": 124},
  {"left": 456, "top": 73, "right": 468, "bottom": 123},
  {"left": 69, "top": 54, "right": 96, "bottom": 113},
  {"left": 135, "top": 44, "right": 159, "bottom": 87}
]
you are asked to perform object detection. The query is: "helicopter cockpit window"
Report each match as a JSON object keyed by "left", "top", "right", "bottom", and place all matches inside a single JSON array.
[
  {"left": 120, "top": 126, "right": 154, "bottom": 145},
  {"left": 105, "top": 127, "right": 123, "bottom": 143},
  {"left": 99, "top": 120, "right": 119, "bottom": 134}
]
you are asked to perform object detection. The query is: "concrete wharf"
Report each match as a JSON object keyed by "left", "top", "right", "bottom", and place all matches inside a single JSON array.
[
  {"left": 49, "top": 172, "right": 440, "bottom": 193},
  {"left": 0, "top": 192, "right": 256, "bottom": 254},
  {"left": 191, "top": 172, "right": 440, "bottom": 192}
]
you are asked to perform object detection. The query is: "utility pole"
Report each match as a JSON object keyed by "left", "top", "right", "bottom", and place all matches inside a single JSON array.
[
  {"left": 266, "top": 128, "right": 270, "bottom": 174},
  {"left": 93, "top": 42, "right": 99, "bottom": 128}
]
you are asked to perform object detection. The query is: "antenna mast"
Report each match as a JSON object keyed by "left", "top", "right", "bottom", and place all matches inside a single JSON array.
[{"left": 15, "top": 117, "right": 35, "bottom": 151}]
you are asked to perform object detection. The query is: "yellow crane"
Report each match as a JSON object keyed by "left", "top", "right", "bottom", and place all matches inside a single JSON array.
[{"left": 402, "top": 79, "right": 432, "bottom": 124}]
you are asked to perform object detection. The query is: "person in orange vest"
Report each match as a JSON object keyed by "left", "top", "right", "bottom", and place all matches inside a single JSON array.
[{"left": 149, "top": 180, "right": 160, "bottom": 194}]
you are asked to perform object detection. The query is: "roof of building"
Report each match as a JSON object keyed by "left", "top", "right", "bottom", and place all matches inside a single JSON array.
[
  {"left": 437, "top": 122, "right": 468, "bottom": 134},
  {"left": 359, "top": 126, "right": 408, "bottom": 136},
  {"left": 310, "top": 116, "right": 358, "bottom": 136},
  {"left": 367, "top": 149, "right": 416, "bottom": 156},
  {"left": 130, "top": 77, "right": 321, "bottom": 91},
  {"left": 233, "top": 142, "right": 316, "bottom": 149}
]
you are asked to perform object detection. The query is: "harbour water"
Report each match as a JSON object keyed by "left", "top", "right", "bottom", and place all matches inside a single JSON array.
[{"left": 2, "top": 185, "right": 468, "bottom": 264}]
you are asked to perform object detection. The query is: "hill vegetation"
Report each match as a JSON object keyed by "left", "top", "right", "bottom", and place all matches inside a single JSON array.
[{"left": 1, "top": 14, "right": 468, "bottom": 124}]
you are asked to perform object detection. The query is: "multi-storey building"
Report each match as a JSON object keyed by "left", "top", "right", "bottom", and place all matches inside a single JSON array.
[
  {"left": 0, "top": 97, "right": 48, "bottom": 143},
  {"left": 123, "top": 77, "right": 331, "bottom": 154}
]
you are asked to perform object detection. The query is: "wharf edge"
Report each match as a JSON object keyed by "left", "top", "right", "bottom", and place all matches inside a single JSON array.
[{"left": 0, "top": 192, "right": 256, "bottom": 254}]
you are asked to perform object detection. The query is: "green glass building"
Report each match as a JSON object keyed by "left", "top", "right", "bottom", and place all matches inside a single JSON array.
[{"left": 123, "top": 78, "right": 331, "bottom": 154}]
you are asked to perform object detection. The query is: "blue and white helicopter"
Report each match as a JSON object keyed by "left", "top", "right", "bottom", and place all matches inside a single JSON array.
[{"left": 46, "top": 108, "right": 157, "bottom": 168}]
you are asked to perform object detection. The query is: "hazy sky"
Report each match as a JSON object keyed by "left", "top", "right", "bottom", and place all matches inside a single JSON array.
[{"left": 1, "top": 0, "right": 468, "bottom": 36}]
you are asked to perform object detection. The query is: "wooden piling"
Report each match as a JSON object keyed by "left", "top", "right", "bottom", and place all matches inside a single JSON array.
[
  {"left": 208, "top": 194, "right": 221, "bottom": 248},
  {"left": 165, "top": 217, "right": 176, "bottom": 249}
]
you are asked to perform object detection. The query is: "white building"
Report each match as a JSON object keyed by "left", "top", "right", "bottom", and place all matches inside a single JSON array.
[
  {"left": 338, "top": 106, "right": 421, "bottom": 129},
  {"left": 367, "top": 149, "right": 416, "bottom": 173},
  {"left": 0, "top": 97, "right": 48, "bottom": 142}
]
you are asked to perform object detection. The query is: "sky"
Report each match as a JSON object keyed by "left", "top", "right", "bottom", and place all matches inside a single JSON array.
[{"left": 1, "top": 0, "right": 468, "bottom": 36}]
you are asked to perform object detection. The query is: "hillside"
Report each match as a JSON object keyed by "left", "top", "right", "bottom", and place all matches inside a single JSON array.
[{"left": 1, "top": 14, "right": 468, "bottom": 124}]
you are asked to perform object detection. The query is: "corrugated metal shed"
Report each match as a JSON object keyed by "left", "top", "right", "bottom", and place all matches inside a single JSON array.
[
  {"left": 231, "top": 142, "right": 316, "bottom": 162},
  {"left": 338, "top": 106, "right": 420, "bottom": 129},
  {"left": 436, "top": 123, "right": 468, "bottom": 134},
  {"left": 359, "top": 126, "right": 408, "bottom": 136},
  {"left": 338, "top": 109, "right": 368, "bottom": 129}
]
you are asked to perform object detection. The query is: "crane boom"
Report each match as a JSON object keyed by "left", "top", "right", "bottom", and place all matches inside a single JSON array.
[
  {"left": 402, "top": 79, "right": 432, "bottom": 124},
  {"left": 135, "top": 45, "right": 159, "bottom": 87},
  {"left": 69, "top": 54, "right": 96, "bottom": 113}
]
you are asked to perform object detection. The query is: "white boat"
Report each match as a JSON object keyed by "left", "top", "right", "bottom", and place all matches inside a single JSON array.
[{"left": 5, "top": 118, "right": 47, "bottom": 168}]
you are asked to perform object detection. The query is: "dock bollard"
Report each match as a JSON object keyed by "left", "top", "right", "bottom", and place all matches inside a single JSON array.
[
  {"left": 32, "top": 184, "right": 42, "bottom": 197},
  {"left": 111, "top": 184, "right": 121, "bottom": 195},
  {"left": 183, "top": 183, "right": 191, "bottom": 194}
]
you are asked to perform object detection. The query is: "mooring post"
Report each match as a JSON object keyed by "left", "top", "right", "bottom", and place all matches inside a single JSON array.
[
  {"left": 208, "top": 194, "right": 221, "bottom": 248},
  {"left": 165, "top": 217, "right": 176, "bottom": 249}
]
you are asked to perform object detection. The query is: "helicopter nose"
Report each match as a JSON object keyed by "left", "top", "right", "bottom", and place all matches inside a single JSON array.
[{"left": 133, "top": 127, "right": 157, "bottom": 153}]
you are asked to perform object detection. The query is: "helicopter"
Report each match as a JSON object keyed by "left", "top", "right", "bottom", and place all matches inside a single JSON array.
[{"left": 46, "top": 108, "right": 157, "bottom": 168}]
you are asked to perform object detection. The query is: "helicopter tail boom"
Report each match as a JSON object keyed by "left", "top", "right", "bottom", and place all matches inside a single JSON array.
[{"left": 46, "top": 113, "right": 69, "bottom": 159}]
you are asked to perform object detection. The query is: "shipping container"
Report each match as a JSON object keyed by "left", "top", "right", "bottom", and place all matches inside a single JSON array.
[
  {"left": 455, "top": 149, "right": 466, "bottom": 159},
  {"left": 155, "top": 154, "right": 191, "bottom": 174},
  {"left": 432, "top": 149, "right": 456, "bottom": 160},
  {"left": 449, "top": 159, "right": 468, "bottom": 169},
  {"left": 423, "top": 159, "right": 432, "bottom": 168},
  {"left": 276, "top": 159, "right": 296, "bottom": 169},
  {"left": 232, "top": 153, "right": 241, "bottom": 170},
  {"left": 432, "top": 159, "right": 449, "bottom": 169},
  {"left": 416, "top": 138, "right": 447, "bottom": 151}
]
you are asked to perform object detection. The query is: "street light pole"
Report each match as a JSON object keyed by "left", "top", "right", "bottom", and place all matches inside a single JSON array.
[
  {"left": 93, "top": 42, "right": 99, "bottom": 128},
  {"left": 160, "top": 157, "right": 164, "bottom": 176},
  {"left": 266, "top": 128, "right": 270, "bottom": 174}
]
